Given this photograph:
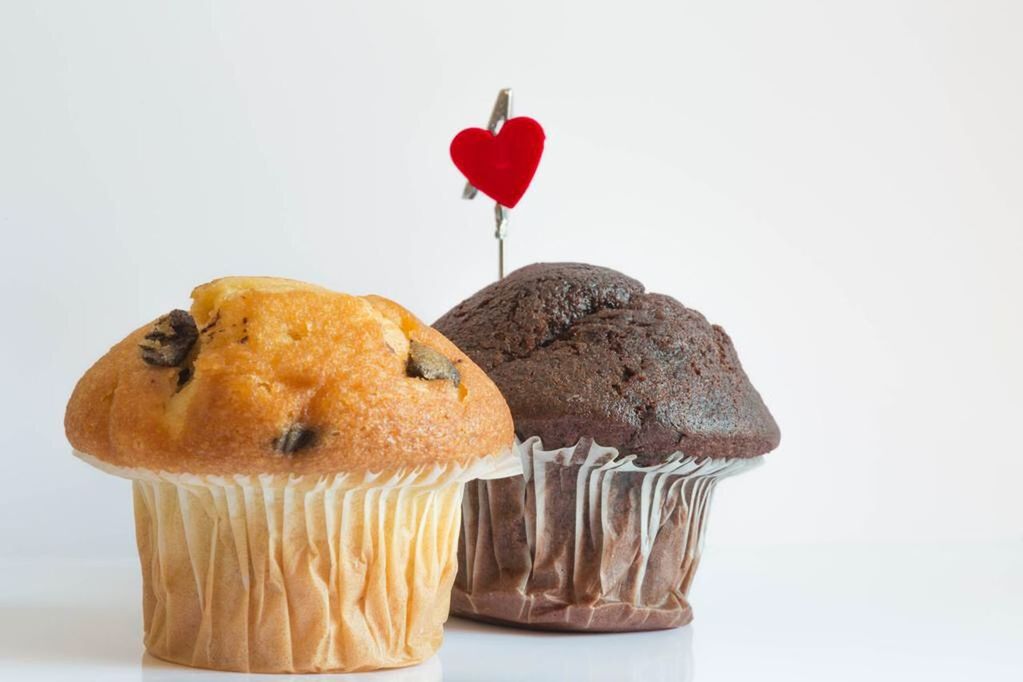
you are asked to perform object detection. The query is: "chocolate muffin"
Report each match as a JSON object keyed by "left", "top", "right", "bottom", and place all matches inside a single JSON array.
[{"left": 435, "top": 263, "right": 780, "bottom": 631}]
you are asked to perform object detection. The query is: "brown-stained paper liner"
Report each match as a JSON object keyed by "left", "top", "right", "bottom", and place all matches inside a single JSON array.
[
  {"left": 73, "top": 449, "right": 518, "bottom": 673},
  {"left": 453, "top": 437, "right": 761, "bottom": 631}
]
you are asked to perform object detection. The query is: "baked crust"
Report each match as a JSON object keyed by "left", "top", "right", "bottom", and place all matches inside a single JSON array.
[
  {"left": 435, "top": 263, "right": 780, "bottom": 459},
  {"left": 65, "top": 277, "right": 513, "bottom": 474}
]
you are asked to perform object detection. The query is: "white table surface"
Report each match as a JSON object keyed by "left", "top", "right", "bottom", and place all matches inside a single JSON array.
[{"left": 2, "top": 543, "right": 1020, "bottom": 681}]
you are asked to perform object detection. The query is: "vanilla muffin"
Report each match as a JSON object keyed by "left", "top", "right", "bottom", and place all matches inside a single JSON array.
[
  {"left": 65, "top": 277, "right": 515, "bottom": 673},
  {"left": 435, "top": 263, "right": 780, "bottom": 631}
]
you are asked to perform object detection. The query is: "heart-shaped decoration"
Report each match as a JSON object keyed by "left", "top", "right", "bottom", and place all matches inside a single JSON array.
[{"left": 450, "top": 117, "right": 545, "bottom": 208}]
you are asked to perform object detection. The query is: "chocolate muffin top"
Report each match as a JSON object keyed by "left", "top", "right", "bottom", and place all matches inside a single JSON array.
[{"left": 434, "top": 263, "right": 780, "bottom": 460}]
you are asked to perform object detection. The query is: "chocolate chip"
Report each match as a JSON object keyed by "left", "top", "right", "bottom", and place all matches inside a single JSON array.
[
  {"left": 406, "top": 341, "right": 460, "bottom": 386},
  {"left": 139, "top": 310, "right": 199, "bottom": 367},
  {"left": 176, "top": 366, "right": 193, "bottom": 388},
  {"left": 274, "top": 425, "right": 317, "bottom": 454}
]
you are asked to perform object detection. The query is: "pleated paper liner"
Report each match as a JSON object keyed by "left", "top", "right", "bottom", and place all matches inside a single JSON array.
[
  {"left": 74, "top": 448, "right": 518, "bottom": 673},
  {"left": 454, "top": 436, "right": 760, "bottom": 631}
]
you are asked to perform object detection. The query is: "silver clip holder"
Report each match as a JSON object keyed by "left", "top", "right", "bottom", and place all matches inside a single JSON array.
[{"left": 463, "top": 88, "right": 512, "bottom": 279}]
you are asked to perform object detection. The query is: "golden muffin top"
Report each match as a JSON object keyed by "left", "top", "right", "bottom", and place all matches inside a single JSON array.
[{"left": 65, "top": 277, "right": 514, "bottom": 475}]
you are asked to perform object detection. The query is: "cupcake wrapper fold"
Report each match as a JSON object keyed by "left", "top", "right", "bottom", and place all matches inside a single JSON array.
[
  {"left": 454, "top": 436, "right": 759, "bottom": 631},
  {"left": 74, "top": 449, "right": 517, "bottom": 673}
]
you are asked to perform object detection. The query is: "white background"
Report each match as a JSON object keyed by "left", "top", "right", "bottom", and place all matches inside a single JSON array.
[{"left": 1, "top": 2, "right": 1021, "bottom": 679}]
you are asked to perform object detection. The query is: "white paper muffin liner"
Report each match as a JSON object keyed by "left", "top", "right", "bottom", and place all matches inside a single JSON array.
[
  {"left": 74, "top": 448, "right": 517, "bottom": 673},
  {"left": 454, "top": 436, "right": 760, "bottom": 631}
]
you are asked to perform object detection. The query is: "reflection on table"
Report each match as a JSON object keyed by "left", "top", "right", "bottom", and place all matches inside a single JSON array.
[
  {"left": 141, "top": 652, "right": 443, "bottom": 682},
  {"left": 441, "top": 617, "right": 694, "bottom": 682}
]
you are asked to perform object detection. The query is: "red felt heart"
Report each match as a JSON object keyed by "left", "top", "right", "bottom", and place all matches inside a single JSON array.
[{"left": 450, "top": 116, "right": 545, "bottom": 208}]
